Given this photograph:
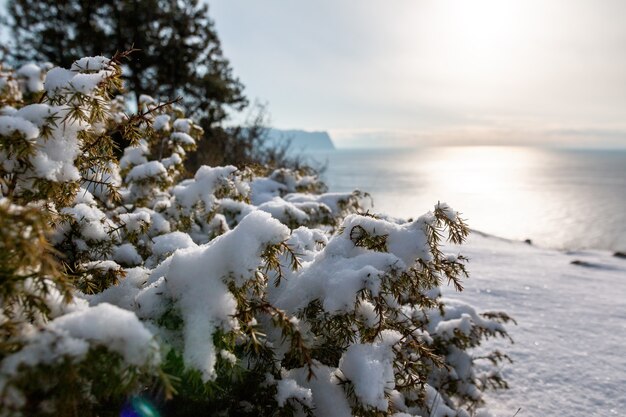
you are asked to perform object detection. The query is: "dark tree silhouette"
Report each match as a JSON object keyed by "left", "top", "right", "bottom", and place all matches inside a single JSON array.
[{"left": 6, "top": 0, "right": 246, "bottom": 127}]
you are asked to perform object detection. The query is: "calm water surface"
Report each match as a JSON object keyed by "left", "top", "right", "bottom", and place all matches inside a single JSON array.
[{"left": 314, "top": 146, "right": 626, "bottom": 252}]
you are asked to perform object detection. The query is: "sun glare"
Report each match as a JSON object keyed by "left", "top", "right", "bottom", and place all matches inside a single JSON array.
[
  {"left": 405, "top": 0, "right": 534, "bottom": 102},
  {"left": 421, "top": 146, "right": 535, "bottom": 195}
]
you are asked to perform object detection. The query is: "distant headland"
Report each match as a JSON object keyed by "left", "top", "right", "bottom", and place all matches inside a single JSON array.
[{"left": 267, "top": 128, "right": 336, "bottom": 151}]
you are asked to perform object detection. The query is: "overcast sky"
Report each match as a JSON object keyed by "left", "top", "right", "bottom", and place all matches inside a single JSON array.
[{"left": 210, "top": 0, "right": 626, "bottom": 148}]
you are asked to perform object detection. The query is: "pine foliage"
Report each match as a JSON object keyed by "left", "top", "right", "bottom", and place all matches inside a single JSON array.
[{"left": 0, "top": 56, "right": 513, "bottom": 417}]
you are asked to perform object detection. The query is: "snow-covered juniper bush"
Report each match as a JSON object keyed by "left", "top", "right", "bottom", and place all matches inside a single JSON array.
[{"left": 0, "top": 55, "right": 514, "bottom": 417}]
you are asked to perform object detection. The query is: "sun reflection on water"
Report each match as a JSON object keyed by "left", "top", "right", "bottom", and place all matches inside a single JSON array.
[
  {"left": 421, "top": 146, "right": 539, "bottom": 194},
  {"left": 323, "top": 146, "right": 626, "bottom": 251},
  {"left": 402, "top": 146, "right": 551, "bottom": 242}
]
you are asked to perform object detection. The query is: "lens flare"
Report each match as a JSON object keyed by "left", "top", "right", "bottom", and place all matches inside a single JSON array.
[{"left": 120, "top": 396, "right": 160, "bottom": 417}]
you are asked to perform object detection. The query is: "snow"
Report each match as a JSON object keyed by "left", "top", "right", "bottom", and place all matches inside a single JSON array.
[
  {"left": 151, "top": 231, "right": 197, "bottom": 259},
  {"left": 284, "top": 192, "right": 354, "bottom": 216},
  {"left": 138, "top": 211, "right": 290, "bottom": 381},
  {"left": 50, "top": 303, "right": 159, "bottom": 366},
  {"left": 17, "top": 64, "right": 43, "bottom": 92},
  {"left": 138, "top": 94, "right": 155, "bottom": 106},
  {"left": 435, "top": 201, "right": 458, "bottom": 221},
  {"left": 173, "top": 165, "right": 240, "bottom": 210},
  {"left": 170, "top": 131, "right": 195, "bottom": 146},
  {"left": 257, "top": 197, "right": 310, "bottom": 225},
  {"left": 0, "top": 115, "right": 39, "bottom": 140},
  {"left": 0, "top": 329, "right": 90, "bottom": 378},
  {"left": 118, "top": 211, "right": 151, "bottom": 233},
  {"left": 356, "top": 300, "right": 378, "bottom": 327},
  {"left": 80, "top": 260, "right": 121, "bottom": 272},
  {"left": 61, "top": 203, "right": 115, "bottom": 241},
  {"left": 113, "top": 243, "right": 143, "bottom": 266},
  {"left": 126, "top": 161, "right": 167, "bottom": 182},
  {"left": 69, "top": 72, "right": 108, "bottom": 94},
  {"left": 42, "top": 68, "right": 75, "bottom": 94},
  {"left": 441, "top": 232, "right": 626, "bottom": 417},
  {"left": 172, "top": 118, "right": 192, "bottom": 133},
  {"left": 72, "top": 187, "right": 96, "bottom": 205},
  {"left": 275, "top": 378, "right": 313, "bottom": 407},
  {"left": 44, "top": 58, "right": 113, "bottom": 95},
  {"left": 250, "top": 177, "right": 287, "bottom": 205},
  {"left": 142, "top": 208, "right": 171, "bottom": 235},
  {"left": 284, "top": 364, "right": 352, "bottom": 417},
  {"left": 120, "top": 141, "right": 149, "bottom": 170},
  {"left": 71, "top": 56, "right": 111, "bottom": 71},
  {"left": 0, "top": 303, "right": 158, "bottom": 398},
  {"left": 431, "top": 298, "right": 505, "bottom": 340},
  {"left": 14, "top": 104, "right": 55, "bottom": 128},
  {"left": 219, "top": 349, "right": 237, "bottom": 365},
  {"left": 153, "top": 114, "right": 170, "bottom": 131},
  {"left": 273, "top": 213, "right": 434, "bottom": 313},
  {"left": 339, "top": 341, "right": 397, "bottom": 410},
  {"left": 30, "top": 129, "right": 82, "bottom": 181},
  {"left": 2, "top": 103, "right": 85, "bottom": 182},
  {"left": 162, "top": 152, "right": 182, "bottom": 168},
  {"left": 422, "top": 384, "right": 463, "bottom": 417},
  {"left": 89, "top": 267, "right": 149, "bottom": 310}
]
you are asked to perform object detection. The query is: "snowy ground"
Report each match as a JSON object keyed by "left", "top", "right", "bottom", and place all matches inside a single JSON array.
[{"left": 442, "top": 232, "right": 626, "bottom": 417}]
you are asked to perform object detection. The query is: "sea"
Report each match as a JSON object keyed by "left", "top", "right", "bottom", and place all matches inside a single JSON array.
[{"left": 309, "top": 146, "right": 626, "bottom": 253}]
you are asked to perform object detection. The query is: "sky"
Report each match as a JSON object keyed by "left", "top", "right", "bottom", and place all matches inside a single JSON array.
[{"left": 210, "top": 0, "right": 626, "bottom": 148}]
